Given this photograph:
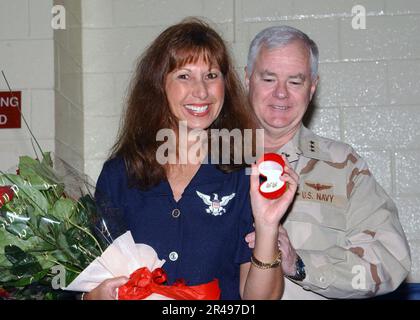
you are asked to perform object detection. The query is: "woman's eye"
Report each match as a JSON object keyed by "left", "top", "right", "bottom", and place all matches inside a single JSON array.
[
  {"left": 207, "top": 72, "right": 219, "bottom": 79},
  {"left": 263, "top": 78, "right": 275, "bottom": 82},
  {"left": 177, "top": 74, "right": 189, "bottom": 80}
]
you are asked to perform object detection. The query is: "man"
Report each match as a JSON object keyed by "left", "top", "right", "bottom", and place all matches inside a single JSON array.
[{"left": 245, "top": 25, "right": 411, "bottom": 299}]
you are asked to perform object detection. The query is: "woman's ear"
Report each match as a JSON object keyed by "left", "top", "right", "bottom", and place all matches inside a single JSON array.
[{"left": 244, "top": 67, "right": 250, "bottom": 90}]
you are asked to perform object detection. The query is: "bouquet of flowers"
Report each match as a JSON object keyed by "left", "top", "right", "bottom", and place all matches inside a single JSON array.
[
  {"left": 0, "top": 152, "right": 111, "bottom": 299},
  {"left": 0, "top": 153, "right": 220, "bottom": 300}
]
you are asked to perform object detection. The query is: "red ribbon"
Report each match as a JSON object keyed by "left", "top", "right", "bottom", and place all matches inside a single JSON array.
[
  {"left": 0, "top": 186, "right": 14, "bottom": 208},
  {"left": 0, "top": 288, "right": 10, "bottom": 299},
  {"left": 118, "top": 267, "right": 220, "bottom": 300}
]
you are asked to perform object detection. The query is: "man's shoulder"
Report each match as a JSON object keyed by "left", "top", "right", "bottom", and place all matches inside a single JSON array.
[{"left": 299, "top": 126, "right": 358, "bottom": 163}]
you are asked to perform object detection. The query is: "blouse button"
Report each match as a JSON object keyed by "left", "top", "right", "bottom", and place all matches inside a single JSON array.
[
  {"left": 172, "top": 208, "right": 181, "bottom": 218},
  {"left": 169, "top": 251, "right": 178, "bottom": 261}
]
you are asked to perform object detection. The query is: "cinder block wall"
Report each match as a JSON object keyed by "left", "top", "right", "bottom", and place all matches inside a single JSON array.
[
  {"left": 54, "top": 0, "right": 83, "bottom": 172},
  {"left": 1, "top": 0, "right": 419, "bottom": 282},
  {"left": 0, "top": 0, "right": 55, "bottom": 170}
]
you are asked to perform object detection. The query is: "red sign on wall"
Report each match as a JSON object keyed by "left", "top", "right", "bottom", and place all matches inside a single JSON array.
[{"left": 0, "top": 91, "right": 21, "bottom": 129}]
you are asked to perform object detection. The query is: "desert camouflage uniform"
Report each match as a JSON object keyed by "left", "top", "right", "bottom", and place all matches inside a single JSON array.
[{"left": 279, "top": 125, "right": 411, "bottom": 299}]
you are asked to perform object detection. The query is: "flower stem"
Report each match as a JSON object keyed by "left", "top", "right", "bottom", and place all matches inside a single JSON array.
[{"left": 66, "top": 219, "right": 104, "bottom": 254}]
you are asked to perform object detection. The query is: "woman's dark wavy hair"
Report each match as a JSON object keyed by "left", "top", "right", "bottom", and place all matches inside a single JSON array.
[{"left": 111, "top": 17, "right": 257, "bottom": 190}]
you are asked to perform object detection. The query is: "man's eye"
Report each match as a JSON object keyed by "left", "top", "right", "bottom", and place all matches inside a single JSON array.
[{"left": 289, "top": 81, "right": 303, "bottom": 85}]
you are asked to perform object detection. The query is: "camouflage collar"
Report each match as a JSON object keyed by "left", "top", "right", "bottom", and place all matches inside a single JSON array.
[
  {"left": 298, "top": 126, "right": 334, "bottom": 162},
  {"left": 277, "top": 127, "right": 303, "bottom": 167},
  {"left": 276, "top": 125, "right": 333, "bottom": 164}
]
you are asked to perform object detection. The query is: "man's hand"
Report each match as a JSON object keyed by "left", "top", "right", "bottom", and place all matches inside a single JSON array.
[{"left": 245, "top": 225, "right": 298, "bottom": 276}]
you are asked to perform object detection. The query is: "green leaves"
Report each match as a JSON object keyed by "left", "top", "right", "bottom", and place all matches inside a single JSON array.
[
  {"left": 51, "top": 198, "right": 76, "bottom": 222},
  {"left": 0, "top": 154, "right": 104, "bottom": 299},
  {"left": 3, "top": 219, "right": 33, "bottom": 241},
  {"left": 0, "top": 174, "right": 49, "bottom": 217},
  {"left": 5, "top": 245, "right": 42, "bottom": 274},
  {"left": 18, "top": 154, "right": 62, "bottom": 192},
  {"left": 2, "top": 245, "right": 50, "bottom": 288}
]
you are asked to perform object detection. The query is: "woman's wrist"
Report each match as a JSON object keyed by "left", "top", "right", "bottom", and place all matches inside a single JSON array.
[
  {"left": 254, "top": 226, "right": 279, "bottom": 242},
  {"left": 251, "top": 250, "right": 282, "bottom": 269},
  {"left": 253, "top": 227, "right": 280, "bottom": 262},
  {"left": 254, "top": 222, "right": 279, "bottom": 234}
]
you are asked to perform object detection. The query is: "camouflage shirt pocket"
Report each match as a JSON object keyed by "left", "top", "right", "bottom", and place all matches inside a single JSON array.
[{"left": 285, "top": 201, "right": 347, "bottom": 250}]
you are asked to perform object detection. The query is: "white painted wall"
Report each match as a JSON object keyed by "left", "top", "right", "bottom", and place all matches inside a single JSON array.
[
  {"left": 1, "top": 0, "right": 419, "bottom": 283},
  {"left": 53, "top": 0, "right": 83, "bottom": 173},
  {"left": 0, "top": 0, "right": 54, "bottom": 171}
]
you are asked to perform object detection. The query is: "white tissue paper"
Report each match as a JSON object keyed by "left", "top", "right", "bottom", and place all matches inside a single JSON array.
[{"left": 64, "top": 231, "right": 169, "bottom": 299}]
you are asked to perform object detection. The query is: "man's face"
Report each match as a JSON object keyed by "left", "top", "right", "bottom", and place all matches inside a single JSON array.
[{"left": 246, "top": 41, "right": 318, "bottom": 137}]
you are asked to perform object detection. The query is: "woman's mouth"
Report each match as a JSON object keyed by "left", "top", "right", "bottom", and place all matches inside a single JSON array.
[{"left": 184, "top": 104, "right": 210, "bottom": 116}]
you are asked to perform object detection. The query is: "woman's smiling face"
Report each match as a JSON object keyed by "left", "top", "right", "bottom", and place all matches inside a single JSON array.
[{"left": 165, "top": 57, "right": 225, "bottom": 131}]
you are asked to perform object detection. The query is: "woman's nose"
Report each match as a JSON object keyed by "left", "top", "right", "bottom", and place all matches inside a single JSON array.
[{"left": 192, "top": 79, "right": 209, "bottom": 100}]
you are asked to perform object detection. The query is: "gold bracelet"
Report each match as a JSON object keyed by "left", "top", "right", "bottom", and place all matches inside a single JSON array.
[{"left": 251, "top": 251, "right": 282, "bottom": 269}]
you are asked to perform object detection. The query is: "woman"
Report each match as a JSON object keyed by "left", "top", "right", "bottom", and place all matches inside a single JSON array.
[{"left": 86, "top": 18, "right": 298, "bottom": 300}]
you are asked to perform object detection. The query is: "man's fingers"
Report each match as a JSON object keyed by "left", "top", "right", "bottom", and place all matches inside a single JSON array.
[
  {"left": 245, "top": 231, "right": 256, "bottom": 243},
  {"left": 246, "top": 232, "right": 256, "bottom": 249},
  {"left": 278, "top": 224, "right": 287, "bottom": 235},
  {"left": 277, "top": 234, "right": 290, "bottom": 247}
]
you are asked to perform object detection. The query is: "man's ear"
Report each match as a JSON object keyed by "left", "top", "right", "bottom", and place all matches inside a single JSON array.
[{"left": 309, "top": 76, "right": 319, "bottom": 101}]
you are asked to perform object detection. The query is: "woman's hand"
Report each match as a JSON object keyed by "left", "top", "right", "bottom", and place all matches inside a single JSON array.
[
  {"left": 83, "top": 276, "right": 128, "bottom": 300},
  {"left": 250, "top": 156, "right": 299, "bottom": 229}
]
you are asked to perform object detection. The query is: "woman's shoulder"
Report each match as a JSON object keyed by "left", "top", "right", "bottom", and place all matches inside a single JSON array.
[
  {"left": 101, "top": 156, "right": 126, "bottom": 172},
  {"left": 98, "top": 156, "right": 128, "bottom": 184}
]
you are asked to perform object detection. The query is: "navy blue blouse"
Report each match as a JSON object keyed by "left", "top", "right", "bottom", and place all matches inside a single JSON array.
[{"left": 95, "top": 157, "right": 253, "bottom": 299}]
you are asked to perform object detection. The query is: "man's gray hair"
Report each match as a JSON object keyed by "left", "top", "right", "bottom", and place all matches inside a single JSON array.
[{"left": 247, "top": 25, "right": 319, "bottom": 80}]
